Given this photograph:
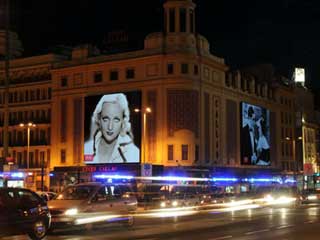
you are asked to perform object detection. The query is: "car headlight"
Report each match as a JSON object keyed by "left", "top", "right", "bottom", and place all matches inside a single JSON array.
[
  {"left": 160, "top": 202, "right": 166, "bottom": 208},
  {"left": 264, "top": 194, "right": 274, "bottom": 202},
  {"left": 172, "top": 200, "right": 178, "bottom": 207},
  {"left": 307, "top": 195, "right": 317, "bottom": 200},
  {"left": 65, "top": 208, "right": 78, "bottom": 216}
]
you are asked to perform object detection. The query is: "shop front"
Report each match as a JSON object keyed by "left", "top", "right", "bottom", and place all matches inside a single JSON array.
[{"left": 50, "top": 164, "right": 164, "bottom": 192}]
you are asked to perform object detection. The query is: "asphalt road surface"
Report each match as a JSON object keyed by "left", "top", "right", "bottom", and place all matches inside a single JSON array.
[{"left": 3, "top": 203, "right": 320, "bottom": 240}]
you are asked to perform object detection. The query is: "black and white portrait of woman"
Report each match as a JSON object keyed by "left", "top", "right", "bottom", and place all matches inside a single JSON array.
[{"left": 84, "top": 93, "right": 140, "bottom": 164}]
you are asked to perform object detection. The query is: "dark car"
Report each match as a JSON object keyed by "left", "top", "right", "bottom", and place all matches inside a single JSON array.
[
  {"left": 301, "top": 189, "right": 320, "bottom": 204},
  {"left": 0, "top": 187, "right": 51, "bottom": 240}
]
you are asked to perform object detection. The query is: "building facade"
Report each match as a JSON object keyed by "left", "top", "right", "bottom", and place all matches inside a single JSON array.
[{"left": 0, "top": 54, "right": 66, "bottom": 189}]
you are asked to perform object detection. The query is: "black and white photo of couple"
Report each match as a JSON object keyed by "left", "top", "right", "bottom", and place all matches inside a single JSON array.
[{"left": 241, "top": 103, "right": 270, "bottom": 166}]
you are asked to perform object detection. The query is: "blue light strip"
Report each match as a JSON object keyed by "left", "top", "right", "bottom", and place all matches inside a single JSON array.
[
  {"left": 243, "top": 178, "right": 282, "bottom": 184},
  {"left": 142, "top": 176, "right": 210, "bottom": 182},
  {"left": 10, "top": 172, "right": 24, "bottom": 178},
  {"left": 93, "top": 174, "right": 134, "bottom": 180},
  {"left": 88, "top": 173, "right": 293, "bottom": 185},
  {"left": 212, "top": 177, "right": 238, "bottom": 182},
  {"left": 284, "top": 179, "right": 296, "bottom": 183}
]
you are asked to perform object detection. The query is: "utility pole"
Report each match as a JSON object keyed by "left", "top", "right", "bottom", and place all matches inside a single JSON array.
[{"left": 3, "top": 0, "right": 11, "bottom": 163}]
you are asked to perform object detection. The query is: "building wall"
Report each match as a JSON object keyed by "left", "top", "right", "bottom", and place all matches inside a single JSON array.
[{"left": 0, "top": 54, "right": 66, "bottom": 190}]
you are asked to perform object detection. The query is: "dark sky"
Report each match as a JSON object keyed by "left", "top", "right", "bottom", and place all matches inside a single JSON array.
[{"left": 13, "top": 0, "right": 320, "bottom": 89}]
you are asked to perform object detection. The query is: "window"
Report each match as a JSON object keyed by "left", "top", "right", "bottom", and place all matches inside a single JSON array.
[
  {"left": 126, "top": 68, "right": 135, "bottom": 79},
  {"left": 36, "top": 89, "right": 40, "bottom": 100},
  {"left": 94, "top": 71, "right": 103, "bottom": 83},
  {"left": 61, "top": 76, "right": 68, "bottom": 87},
  {"left": 182, "top": 144, "right": 188, "bottom": 160},
  {"left": 73, "top": 73, "right": 83, "bottom": 85},
  {"left": 48, "top": 88, "right": 52, "bottom": 99},
  {"left": 179, "top": 8, "right": 186, "bottom": 32},
  {"left": 189, "top": 9, "right": 194, "bottom": 33},
  {"left": 169, "top": 8, "right": 175, "bottom": 32},
  {"left": 110, "top": 70, "right": 118, "bottom": 81},
  {"left": 17, "top": 152, "right": 22, "bottom": 166},
  {"left": 61, "top": 149, "right": 66, "bottom": 164},
  {"left": 167, "top": 63, "right": 174, "bottom": 74},
  {"left": 40, "top": 130, "right": 46, "bottom": 142},
  {"left": 25, "top": 90, "right": 29, "bottom": 101},
  {"left": 40, "top": 151, "right": 45, "bottom": 166},
  {"left": 168, "top": 145, "right": 174, "bottom": 161},
  {"left": 181, "top": 63, "right": 188, "bottom": 74},
  {"left": 30, "top": 90, "right": 35, "bottom": 101},
  {"left": 195, "top": 145, "right": 199, "bottom": 162},
  {"left": 17, "top": 190, "right": 40, "bottom": 208},
  {"left": 93, "top": 187, "right": 108, "bottom": 202},
  {"left": 194, "top": 65, "right": 199, "bottom": 75}
]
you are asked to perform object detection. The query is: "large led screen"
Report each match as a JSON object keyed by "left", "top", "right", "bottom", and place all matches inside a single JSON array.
[
  {"left": 240, "top": 102, "right": 270, "bottom": 166},
  {"left": 84, "top": 92, "right": 141, "bottom": 164}
]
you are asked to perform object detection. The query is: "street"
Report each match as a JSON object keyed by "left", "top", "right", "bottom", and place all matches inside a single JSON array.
[{"left": 3, "top": 203, "right": 320, "bottom": 240}]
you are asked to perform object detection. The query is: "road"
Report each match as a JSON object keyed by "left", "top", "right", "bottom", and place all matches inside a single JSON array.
[{"left": 3, "top": 203, "right": 320, "bottom": 240}]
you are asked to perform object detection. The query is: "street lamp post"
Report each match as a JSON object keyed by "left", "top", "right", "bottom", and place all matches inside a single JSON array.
[
  {"left": 134, "top": 107, "right": 152, "bottom": 163},
  {"left": 19, "top": 122, "right": 36, "bottom": 169}
]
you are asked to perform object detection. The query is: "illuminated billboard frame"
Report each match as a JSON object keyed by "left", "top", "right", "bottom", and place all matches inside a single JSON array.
[
  {"left": 240, "top": 102, "right": 270, "bottom": 166},
  {"left": 84, "top": 91, "right": 141, "bottom": 164}
]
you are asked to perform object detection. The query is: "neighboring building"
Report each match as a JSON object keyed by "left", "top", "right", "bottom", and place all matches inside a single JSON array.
[
  {"left": 294, "top": 85, "right": 320, "bottom": 189},
  {"left": 0, "top": 54, "right": 66, "bottom": 190}
]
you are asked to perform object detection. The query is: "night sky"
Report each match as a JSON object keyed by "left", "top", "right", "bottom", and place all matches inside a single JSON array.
[{"left": 13, "top": 0, "right": 320, "bottom": 89}]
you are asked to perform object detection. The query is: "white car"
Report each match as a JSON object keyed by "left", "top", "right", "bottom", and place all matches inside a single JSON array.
[{"left": 48, "top": 182, "right": 137, "bottom": 229}]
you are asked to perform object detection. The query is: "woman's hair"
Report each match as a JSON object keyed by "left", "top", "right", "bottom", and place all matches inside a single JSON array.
[{"left": 90, "top": 93, "right": 133, "bottom": 142}]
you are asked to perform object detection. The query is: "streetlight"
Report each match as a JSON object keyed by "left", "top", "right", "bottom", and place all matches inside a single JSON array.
[
  {"left": 134, "top": 107, "right": 152, "bottom": 163},
  {"left": 19, "top": 122, "right": 36, "bottom": 169}
]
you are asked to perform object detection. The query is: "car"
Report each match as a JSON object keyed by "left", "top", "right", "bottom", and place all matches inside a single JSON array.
[
  {"left": 301, "top": 189, "right": 320, "bottom": 204},
  {"left": 48, "top": 182, "right": 137, "bottom": 230},
  {"left": 255, "top": 186, "right": 300, "bottom": 207},
  {"left": 36, "top": 191, "right": 57, "bottom": 202},
  {"left": 160, "top": 193, "right": 201, "bottom": 208},
  {"left": 0, "top": 187, "right": 51, "bottom": 240}
]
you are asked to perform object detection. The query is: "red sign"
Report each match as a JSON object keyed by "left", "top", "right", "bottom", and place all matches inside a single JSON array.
[
  {"left": 304, "top": 163, "right": 314, "bottom": 175},
  {"left": 82, "top": 166, "right": 117, "bottom": 173},
  {"left": 84, "top": 154, "right": 94, "bottom": 162},
  {"left": 6, "top": 157, "right": 15, "bottom": 164}
]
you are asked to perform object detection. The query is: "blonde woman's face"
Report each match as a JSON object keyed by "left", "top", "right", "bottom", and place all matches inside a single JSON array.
[{"left": 100, "top": 102, "right": 124, "bottom": 143}]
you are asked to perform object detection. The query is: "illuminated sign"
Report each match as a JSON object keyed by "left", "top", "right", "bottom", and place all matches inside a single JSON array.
[
  {"left": 84, "top": 92, "right": 142, "bottom": 164},
  {"left": 240, "top": 102, "right": 270, "bottom": 166},
  {"left": 294, "top": 68, "right": 305, "bottom": 83}
]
